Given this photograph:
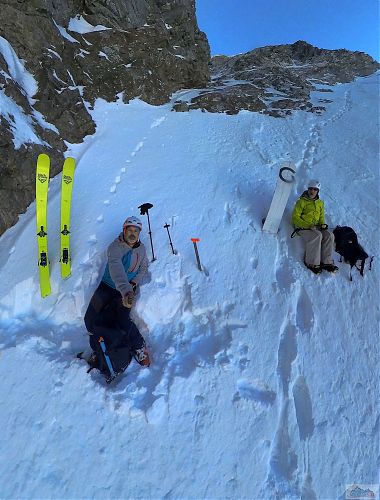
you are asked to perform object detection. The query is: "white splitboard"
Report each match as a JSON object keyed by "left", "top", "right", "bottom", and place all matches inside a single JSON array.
[{"left": 262, "top": 162, "right": 296, "bottom": 234}]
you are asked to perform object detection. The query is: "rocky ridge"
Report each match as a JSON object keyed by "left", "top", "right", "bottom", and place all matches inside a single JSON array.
[{"left": 173, "top": 40, "right": 379, "bottom": 116}]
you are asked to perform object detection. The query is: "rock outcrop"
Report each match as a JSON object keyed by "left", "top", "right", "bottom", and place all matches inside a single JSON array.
[
  {"left": 1, "top": 14, "right": 379, "bottom": 238},
  {"left": 173, "top": 40, "right": 379, "bottom": 116},
  {"left": 0, "top": 0, "right": 210, "bottom": 234}
]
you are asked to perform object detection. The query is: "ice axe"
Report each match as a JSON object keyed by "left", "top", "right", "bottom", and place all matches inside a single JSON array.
[
  {"left": 191, "top": 238, "right": 203, "bottom": 272},
  {"left": 138, "top": 202, "right": 156, "bottom": 262},
  {"left": 164, "top": 223, "right": 177, "bottom": 255}
]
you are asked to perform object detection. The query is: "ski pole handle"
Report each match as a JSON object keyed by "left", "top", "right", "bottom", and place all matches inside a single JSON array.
[{"left": 138, "top": 203, "right": 156, "bottom": 262}]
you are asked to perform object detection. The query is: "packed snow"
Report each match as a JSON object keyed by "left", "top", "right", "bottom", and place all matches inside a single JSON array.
[
  {"left": 0, "top": 36, "right": 38, "bottom": 98},
  {"left": 0, "top": 37, "right": 59, "bottom": 148},
  {"left": 53, "top": 19, "right": 80, "bottom": 44},
  {"left": 68, "top": 15, "right": 111, "bottom": 34},
  {"left": 0, "top": 90, "right": 44, "bottom": 148},
  {"left": 0, "top": 69, "right": 379, "bottom": 499}
]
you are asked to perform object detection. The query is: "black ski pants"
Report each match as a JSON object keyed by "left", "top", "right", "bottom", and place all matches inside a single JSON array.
[{"left": 84, "top": 281, "right": 145, "bottom": 354}]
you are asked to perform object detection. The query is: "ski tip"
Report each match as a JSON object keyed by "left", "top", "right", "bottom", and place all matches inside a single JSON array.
[
  {"left": 64, "top": 157, "right": 76, "bottom": 168},
  {"left": 38, "top": 153, "right": 50, "bottom": 162}
]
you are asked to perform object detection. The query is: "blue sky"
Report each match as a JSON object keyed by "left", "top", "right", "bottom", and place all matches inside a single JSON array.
[{"left": 195, "top": 0, "right": 379, "bottom": 60}]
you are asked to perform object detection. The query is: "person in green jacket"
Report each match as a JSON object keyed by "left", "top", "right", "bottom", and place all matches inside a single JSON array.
[{"left": 292, "top": 180, "right": 338, "bottom": 274}]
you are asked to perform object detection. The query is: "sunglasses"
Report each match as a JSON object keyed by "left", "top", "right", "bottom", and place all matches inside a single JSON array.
[{"left": 308, "top": 187, "right": 319, "bottom": 191}]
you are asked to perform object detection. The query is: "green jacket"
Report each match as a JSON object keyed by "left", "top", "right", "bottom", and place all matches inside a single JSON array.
[{"left": 291, "top": 191, "right": 325, "bottom": 229}]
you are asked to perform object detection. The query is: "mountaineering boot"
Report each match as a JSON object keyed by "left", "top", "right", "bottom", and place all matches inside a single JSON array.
[
  {"left": 86, "top": 352, "right": 100, "bottom": 373},
  {"left": 321, "top": 263, "right": 339, "bottom": 273},
  {"left": 76, "top": 350, "right": 100, "bottom": 373},
  {"left": 304, "top": 262, "right": 322, "bottom": 275},
  {"left": 77, "top": 350, "right": 100, "bottom": 373},
  {"left": 133, "top": 345, "right": 150, "bottom": 367}
]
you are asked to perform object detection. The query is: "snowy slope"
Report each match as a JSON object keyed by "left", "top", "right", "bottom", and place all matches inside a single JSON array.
[{"left": 0, "top": 73, "right": 379, "bottom": 500}]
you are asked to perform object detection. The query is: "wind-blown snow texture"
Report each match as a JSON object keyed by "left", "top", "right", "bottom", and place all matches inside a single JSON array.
[{"left": 0, "top": 73, "right": 379, "bottom": 499}]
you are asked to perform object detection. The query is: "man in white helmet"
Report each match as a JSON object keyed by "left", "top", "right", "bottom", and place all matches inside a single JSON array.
[
  {"left": 83, "top": 216, "right": 150, "bottom": 380},
  {"left": 292, "top": 180, "right": 338, "bottom": 275}
]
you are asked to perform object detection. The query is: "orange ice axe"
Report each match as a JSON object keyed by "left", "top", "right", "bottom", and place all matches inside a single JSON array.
[{"left": 191, "top": 238, "right": 202, "bottom": 272}]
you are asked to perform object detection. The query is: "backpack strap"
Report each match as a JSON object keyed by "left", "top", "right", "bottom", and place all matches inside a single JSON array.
[
  {"left": 354, "top": 256, "right": 373, "bottom": 277},
  {"left": 291, "top": 228, "right": 302, "bottom": 238},
  {"left": 352, "top": 259, "right": 366, "bottom": 277},
  {"left": 359, "top": 259, "right": 365, "bottom": 277}
]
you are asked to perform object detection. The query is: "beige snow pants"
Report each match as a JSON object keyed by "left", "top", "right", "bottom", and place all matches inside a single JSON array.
[{"left": 299, "top": 229, "right": 335, "bottom": 266}]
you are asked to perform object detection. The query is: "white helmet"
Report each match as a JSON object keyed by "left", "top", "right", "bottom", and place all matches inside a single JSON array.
[
  {"left": 123, "top": 216, "right": 142, "bottom": 231},
  {"left": 308, "top": 179, "right": 321, "bottom": 190}
]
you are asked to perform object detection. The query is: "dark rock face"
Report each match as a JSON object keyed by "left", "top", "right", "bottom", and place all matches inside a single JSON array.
[
  {"left": 173, "top": 40, "right": 379, "bottom": 116},
  {"left": 0, "top": 0, "right": 210, "bottom": 234}
]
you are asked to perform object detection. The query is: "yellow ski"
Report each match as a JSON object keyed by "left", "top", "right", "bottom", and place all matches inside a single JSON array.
[
  {"left": 60, "top": 157, "right": 75, "bottom": 279},
  {"left": 36, "top": 153, "right": 51, "bottom": 298}
]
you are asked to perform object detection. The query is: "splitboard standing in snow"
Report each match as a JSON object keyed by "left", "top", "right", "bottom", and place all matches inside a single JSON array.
[
  {"left": 263, "top": 162, "right": 296, "bottom": 234},
  {"left": 81, "top": 216, "right": 150, "bottom": 383},
  {"left": 291, "top": 180, "right": 339, "bottom": 275}
]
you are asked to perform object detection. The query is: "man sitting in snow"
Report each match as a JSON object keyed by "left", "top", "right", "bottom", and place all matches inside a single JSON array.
[
  {"left": 83, "top": 216, "right": 150, "bottom": 379},
  {"left": 291, "top": 180, "right": 338, "bottom": 275}
]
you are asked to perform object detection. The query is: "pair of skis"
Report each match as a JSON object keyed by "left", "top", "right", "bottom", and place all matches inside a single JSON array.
[{"left": 36, "top": 153, "right": 75, "bottom": 298}]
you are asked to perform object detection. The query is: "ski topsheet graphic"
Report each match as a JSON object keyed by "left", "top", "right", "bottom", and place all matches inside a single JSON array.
[
  {"left": 60, "top": 157, "right": 75, "bottom": 279},
  {"left": 262, "top": 162, "right": 297, "bottom": 234},
  {"left": 36, "top": 153, "right": 51, "bottom": 298}
]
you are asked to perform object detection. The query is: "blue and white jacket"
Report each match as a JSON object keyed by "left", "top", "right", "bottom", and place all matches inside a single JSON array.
[{"left": 102, "top": 233, "right": 148, "bottom": 296}]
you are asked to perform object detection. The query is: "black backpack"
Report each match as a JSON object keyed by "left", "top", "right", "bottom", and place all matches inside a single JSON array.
[{"left": 333, "top": 225, "right": 372, "bottom": 280}]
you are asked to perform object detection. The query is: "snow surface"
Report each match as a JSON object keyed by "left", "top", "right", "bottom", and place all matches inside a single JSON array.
[
  {"left": 53, "top": 19, "right": 79, "bottom": 44},
  {"left": 0, "top": 36, "right": 38, "bottom": 98},
  {"left": 0, "top": 72, "right": 379, "bottom": 499},
  {"left": 0, "top": 36, "right": 58, "bottom": 148},
  {"left": 0, "top": 90, "right": 45, "bottom": 148},
  {"left": 68, "top": 15, "right": 111, "bottom": 34}
]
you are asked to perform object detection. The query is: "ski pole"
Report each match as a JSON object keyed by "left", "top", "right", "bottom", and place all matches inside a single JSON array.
[
  {"left": 191, "top": 238, "right": 202, "bottom": 271},
  {"left": 138, "top": 203, "right": 156, "bottom": 262},
  {"left": 164, "top": 223, "right": 177, "bottom": 254}
]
